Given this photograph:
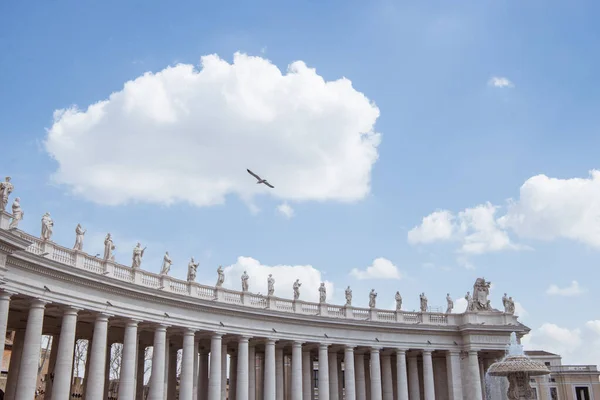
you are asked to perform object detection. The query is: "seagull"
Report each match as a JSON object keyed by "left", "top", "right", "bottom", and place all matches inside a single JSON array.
[{"left": 247, "top": 169, "right": 274, "bottom": 188}]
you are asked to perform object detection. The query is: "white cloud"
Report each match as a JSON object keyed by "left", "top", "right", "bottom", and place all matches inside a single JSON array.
[
  {"left": 407, "top": 210, "right": 455, "bottom": 245},
  {"left": 350, "top": 257, "right": 402, "bottom": 280},
  {"left": 488, "top": 76, "right": 514, "bottom": 88},
  {"left": 45, "top": 52, "right": 381, "bottom": 208},
  {"left": 221, "top": 256, "right": 333, "bottom": 303},
  {"left": 546, "top": 280, "right": 586, "bottom": 297},
  {"left": 276, "top": 203, "right": 294, "bottom": 219},
  {"left": 454, "top": 296, "right": 467, "bottom": 313}
]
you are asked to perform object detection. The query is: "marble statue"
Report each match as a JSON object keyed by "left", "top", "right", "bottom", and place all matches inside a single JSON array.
[
  {"left": 160, "top": 252, "right": 172, "bottom": 275},
  {"left": 319, "top": 282, "right": 326, "bottom": 303},
  {"left": 419, "top": 292, "right": 428, "bottom": 313},
  {"left": 132, "top": 243, "right": 146, "bottom": 269},
  {"left": 103, "top": 234, "right": 114, "bottom": 260},
  {"left": 267, "top": 274, "right": 275, "bottom": 296},
  {"left": 293, "top": 279, "right": 301, "bottom": 300},
  {"left": 446, "top": 293, "right": 453, "bottom": 314},
  {"left": 241, "top": 271, "right": 249, "bottom": 292},
  {"left": 469, "top": 277, "right": 492, "bottom": 311},
  {"left": 369, "top": 289, "right": 377, "bottom": 309},
  {"left": 345, "top": 286, "right": 352, "bottom": 306},
  {"left": 41, "top": 212, "right": 54, "bottom": 241},
  {"left": 465, "top": 291, "right": 473, "bottom": 311},
  {"left": 73, "top": 224, "right": 86, "bottom": 251},
  {"left": 503, "top": 294, "right": 515, "bottom": 314},
  {"left": 187, "top": 258, "right": 199, "bottom": 282},
  {"left": 0, "top": 177, "right": 13, "bottom": 211},
  {"left": 8, "top": 198, "right": 23, "bottom": 229},
  {"left": 216, "top": 266, "right": 224, "bottom": 287},
  {"left": 395, "top": 291, "right": 402, "bottom": 311}
]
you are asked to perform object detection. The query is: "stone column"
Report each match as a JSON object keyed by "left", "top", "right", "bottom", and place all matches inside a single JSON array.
[
  {"left": 328, "top": 351, "right": 339, "bottom": 400},
  {"left": 421, "top": 351, "right": 435, "bottom": 400},
  {"left": 237, "top": 337, "right": 250, "bottom": 400},
  {"left": 221, "top": 344, "right": 228, "bottom": 400},
  {"left": 290, "top": 342, "right": 302, "bottom": 400},
  {"left": 230, "top": 355, "right": 238, "bottom": 400},
  {"left": 137, "top": 343, "right": 146, "bottom": 400},
  {"left": 0, "top": 291, "right": 12, "bottom": 367},
  {"left": 407, "top": 355, "right": 420, "bottom": 400},
  {"left": 276, "top": 348, "right": 284, "bottom": 400},
  {"left": 180, "top": 329, "right": 196, "bottom": 400},
  {"left": 15, "top": 299, "right": 47, "bottom": 400},
  {"left": 344, "top": 346, "right": 356, "bottom": 400},
  {"left": 369, "top": 349, "right": 382, "bottom": 400},
  {"left": 318, "top": 344, "right": 330, "bottom": 400},
  {"left": 5, "top": 328, "right": 25, "bottom": 400},
  {"left": 45, "top": 334, "right": 60, "bottom": 400},
  {"left": 82, "top": 313, "right": 109, "bottom": 400},
  {"left": 51, "top": 307, "right": 79, "bottom": 400},
  {"left": 104, "top": 343, "right": 111, "bottom": 400},
  {"left": 118, "top": 320, "right": 139, "bottom": 400},
  {"left": 467, "top": 350, "right": 482, "bottom": 400},
  {"left": 302, "top": 351, "right": 312, "bottom": 400},
  {"left": 208, "top": 334, "right": 223, "bottom": 400},
  {"left": 199, "top": 350, "right": 209, "bottom": 400},
  {"left": 395, "top": 350, "right": 408, "bottom": 400},
  {"left": 168, "top": 346, "right": 178, "bottom": 400},
  {"left": 194, "top": 340, "right": 200, "bottom": 400},
  {"left": 264, "top": 339, "right": 276, "bottom": 400},
  {"left": 148, "top": 325, "right": 168, "bottom": 400},
  {"left": 354, "top": 353, "right": 366, "bottom": 400},
  {"left": 249, "top": 344, "right": 256, "bottom": 400},
  {"left": 446, "top": 351, "right": 463, "bottom": 400},
  {"left": 381, "top": 355, "right": 392, "bottom": 400}
]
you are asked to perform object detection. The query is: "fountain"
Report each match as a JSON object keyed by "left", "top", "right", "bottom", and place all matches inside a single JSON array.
[{"left": 486, "top": 332, "right": 551, "bottom": 399}]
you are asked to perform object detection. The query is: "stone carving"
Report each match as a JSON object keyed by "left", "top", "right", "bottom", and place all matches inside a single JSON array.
[
  {"left": 446, "top": 293, "right": 453, "bottom": 314},
  {"left": 187, "top": 258, "right": 199, "bottom": 282},
  {"left": 345, "top": 286, "right": 352, "bottom": 306},
  {"left": 0, "top": 177, "right": 13, "bottom": 211},
  {"left": 132, "top": 243, "right": 146, "bottom": 269},
  {"left": 8, "top": 198, "right": 23, "bottom": 229},
  {"left": 319, "top": 282, "right": 326, "bottom": 303},
  {"left": 160, "top": 252, "right": 172, "bottom": 275},
  {"left": 469, "top": 277, "right": 492, "bottom": 312},
  {"left": 369, "top": 289, "right": 377, "bottom": 309},
  {"left": 41, "top": 212, "right": 54, "bottom": 241},
  {"left": 293, "top": 279, "right": 301, "bottom": 300},
  {"left": 241, "top": 271, "right": 249, "bottom": 292},
  {"left": 419, "top": 293, "right": 428, "bottom": 313},
  {"left": 503, "top": 293, "right": 515, "bottom": 314},
  {"left": 73, "top": 224, "right": 86, "bottom": 251},
  {"left": 104, "top": 234, "right": 114, "bottom": 260},
  {"left": 465, "top": 291, "right": 473, "bottom": 311},
  {"left": 267, "top": 274, "right": 275, "bottom": 296},
  {"left": 216, "top": 266, "right": 225, "bottom": 287},
  {"left": 395, "top": 291, "right": 402, "bottom": 311}
]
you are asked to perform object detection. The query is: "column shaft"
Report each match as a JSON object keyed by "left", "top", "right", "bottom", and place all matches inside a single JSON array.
[
  {"left": 369, "top": 350, "right": 382, "bottom": 400},
  {"left": 381, "top": 355, "right": 392, "bottom": 400},
  {"left": 446, "top": 351, "right": 463, "bottom": 400},
  {"left": 407, "top": 355, "right": 420, "bottom": 400},
  {"left": 467, "top": 351, "right": 482, "bottom": 400},
  {"left": 302, "top": 351, "right": 312, "bottom": 400},
  {"left": 395, "top": 350, "right": 408, "bottom": 400},
  {"left": 15, "top": 300, "right": 46, "bottom": 400},
  {"left": 199, "top": 351, "right": 209, "bottom": 400},
  {"left": 118, "top": 321, "right": 139, "bottom": 400},
  {"left": 181, "top": 330, "right": 196, "bottom": 400},
  {"left": 276, "top": 348, "right": 284, "bottom": 400},
  {"left": 5, "top": 329, "right": 25, "bottom": 400},
  {"left": 0, "top": 292, "right": 11, "bottom": 368},
  {"left": 354, "top": 354, "right": 366, "bottom": 400},
  {"left": 148, "top": 326, "right": 168, "bottom": 400},
  {"left": 291, "top": 342, "right": 302, "bottom": 400},
  {"left": 230, "top": 356, "right": 238, "bottom": 400},
  {"left": 194, "top": 340, "right": 199, "bottom": 400},
  {"left": 51, "top": 308, "right": 79, "bottom": 400},
  {"left": 237, "top": 337, "right": 249, "bottom": 400},
  {"left": 344, "top": 347, "right": 356, "bottom": 400},
  {"left": 208, "top": 334, "right": 223, "bottom": 400},
  {"left": 264, "top": 339, "right": 276, "bottom": 400},
  {"left": 317, "top": 344, "right": 329, "bottom": 400},
  {"left": 421, "top": 351, "right": 435, "bottom": 400},
  {"left": 82, "top": 314, "right": 109, "bottom": 400},
  {"left": 248, "top": 345, "right": 256, "bottom": 400},
  {"left": 328, "top": 352, "right": 338, "bottom": 400},
  {"left": 45, "top": 334, "right": 61, "bottom": 400},
  {"left": 221, "top": 344, "right": 227, "bottom": 400},
  {"left": 137, "top": 343, "right": 146, "bottom": 400}
]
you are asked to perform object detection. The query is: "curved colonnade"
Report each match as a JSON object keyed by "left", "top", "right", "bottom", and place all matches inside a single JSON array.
[{"left": 0, "top": 211, "right": 527, "bottom": 400}]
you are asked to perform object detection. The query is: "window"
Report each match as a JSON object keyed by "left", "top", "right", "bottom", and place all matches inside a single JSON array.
[
  {"left": 575, "top": 386, "right": 590, "bottom": 400},
  {"left": 549, "top": 387, "right": 558, "bottom": 400},
  {"left": 545, "top": 362, "right": 551, "bottom": 366},
  {"left": 532, "top": 388, "right": 538, "bottom": 399}
]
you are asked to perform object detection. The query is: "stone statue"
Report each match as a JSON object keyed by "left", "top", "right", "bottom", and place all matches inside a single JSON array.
[
  {"left": 293, "top": 279, "right": 301, "bottom": 300},
  {"left": 73, "top": 224, "right": 86, "bottom": 251},
  {"left": 446, "top": 293, "right": 453, "bottom": 314},
  {"left": 267, "top": 274, "right": 275, "bottom": 296},
  {"left": 216, "top": 266, "right": 224, "bottom": 287},
  {"left": 465, "top": 291, "right": 473, "bottom": 311},
  {"left": 241, "top": 271, "right": 249, "bottom": 292},
  {"left": 395, "top": 291, "right": 402, "bottom": 311},
  {"left": 345, "top": 286, "right": 352, "bottom": 306},
  {"left": 503, "top": 294, "right": 515, "bottom": 314},
  {"left": 0, "top": 177, "right": 13, "bottom": 211},
  {"left": 369, "top": 289, "right": 377, "bottom": 309},
  {"left": 419, "top": 292, "right": 428, "bottom": 313},
  {"left": 104, "top": 234, "right": 114, "bottom": 260},
  {"left": 187, "top": 258, "right": 199, "bottom": 282},
  {"left": 132, "top": 243, "right": 146, "bottom": 269},
  {"left": 160, "top": 252, "right": 172, "bottom": 275},
  {"left": 469, "top": 277, "right": 492, "bottom": 311},
  {"left": 318, "top": 282, "right": 326, "bottom": 303},
  {"left": 502, "top": 293, "right": 509, "bottom": 310},
  {"left": 8, "top": 198, "right": 23, "bottom": 229},
  {"left": 41, "top": 212, "right": 54, "bottom": 241}
]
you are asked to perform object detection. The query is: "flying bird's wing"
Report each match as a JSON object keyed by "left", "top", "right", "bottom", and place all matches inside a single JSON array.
[
  {"left": 247, "top": 169, "right": 261, "bottom": 180},
  {"left": 264, "top": 182, "right": 275, "bottom": 189}
]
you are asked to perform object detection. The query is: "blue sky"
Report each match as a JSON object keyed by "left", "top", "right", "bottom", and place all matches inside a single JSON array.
[{"left": 1, "top": 0, "right": 600, "bottom": 364}]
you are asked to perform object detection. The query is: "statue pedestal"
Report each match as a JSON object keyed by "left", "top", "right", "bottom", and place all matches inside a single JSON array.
[
  {"left": 344, "top": 306, "right": 353, "bottom": 319},
  {"left": 318, "top": 303, "right": 328, "bottom": 317},
  {"left": 241, "top": 292, "right": 249, "bottom": 305},
  {"left": 266, "top": 295, "right": 275, "bottom": 310},
  {"left": 369, "top": 308, "right": 378, "bottom": 321},
  {"left": 0, "top": 211, "right": 11, "bottom": 230},
  {"left": 395, "top": 310, "right": 404, "bottom": 322},
  {"left": 214, "top": 287, "right": 224, "bottom": 301},
  {"left": 292, "top": 300, "right": 299, "bottom": 313}
]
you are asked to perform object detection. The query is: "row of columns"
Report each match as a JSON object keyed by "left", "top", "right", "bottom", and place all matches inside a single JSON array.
[{"left": 0, "top": 293, "right": 487, "bottom": 400}]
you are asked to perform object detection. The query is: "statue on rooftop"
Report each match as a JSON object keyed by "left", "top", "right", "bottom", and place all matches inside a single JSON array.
[
  {"left": 319, "top": 282, "right": 326, "bottom": 303},
  {"left": 369, "top": 289, "right": 377, "bottom": 309},
  {"left": 160, "top": 252, "right": 172, "bottom": 275},
  {"left": 446, "top": 293, "right": 453, "bottom": 314},
  {"left": 267, "top": 274, "right": 275, "bottom": 296},
  {"left": 73, "top": 224, "right": 86, "bottom": 251},
  {"left": 41, "top": 212, "right": 54, "bottom": 241},
  {"left": 395, "top": 291, "right": 402, "bottom": 311},
  {"left": 419, "top": 292, "right": 428, "bottom": 313},
  {"left": 8, "top": 198, "right": 23, "bottom": 230},
  {"left": 293, "top": 279, "right": 301, "bottom": 300},
  {"left": 187, "top": 258, "right": 199, "bottom": 282},
  {"left": 503, "top": 293, "right": 515, "bottom": 314},
  {"left": 241, "top": 271, "right": 249, "bottom": 292},
  {"left": 469, "top": 277, "right": 492, "bottom": 312},
  {"left": 465, "top": 291, "right": 473, "bottom": 311},
  {"left": 345, "top": 286, "right": 352, "bottom": 306},
  {"left": 216, "top": 265, "right": 224, "bottom": 287},
  {"left": 0, "top": 177, "right": 13, "bottom": 211},
  {"left": 104, "top": 234, "right": 114, "bottom": 260},
  {"left": 132, "top": 242, "right": 146, "bottom": 269}
]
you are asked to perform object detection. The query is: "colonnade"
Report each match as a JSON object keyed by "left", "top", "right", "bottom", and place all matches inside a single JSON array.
[{"left": 1, "top": 293, "right": 492, "bottom": 400}]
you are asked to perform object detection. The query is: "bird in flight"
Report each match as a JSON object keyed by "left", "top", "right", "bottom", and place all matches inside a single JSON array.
[{"left": 247, "top": 169, "right": 275, "bottom": 188}]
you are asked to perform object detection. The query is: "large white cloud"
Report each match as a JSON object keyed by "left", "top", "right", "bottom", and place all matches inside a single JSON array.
[
  {"left": 45, "top": 53, "right": 381, "bottom": 207},
  {"left": 546, "top": 280, "right": 586, "bottom": 297},
  {"left": 349, "top": 257, "right": 402, "bottom": 280}
]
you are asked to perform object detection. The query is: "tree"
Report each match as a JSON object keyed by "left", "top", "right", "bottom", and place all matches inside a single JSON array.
[{"left": 73, "top": 339, "right": 89, "bottom": 378}]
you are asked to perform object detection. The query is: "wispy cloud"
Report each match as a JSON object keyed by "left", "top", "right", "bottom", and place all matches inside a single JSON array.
[{"left": 488, "top": 76, "right": 514, "bottom": 88}]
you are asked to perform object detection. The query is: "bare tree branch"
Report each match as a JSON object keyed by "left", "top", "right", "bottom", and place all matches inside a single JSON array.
[
  {"left": 110, "top": 343, "right": 123, "bottom": 380},
  {"left": 73, "top": 339, "right": 88, "bottom": 378}
]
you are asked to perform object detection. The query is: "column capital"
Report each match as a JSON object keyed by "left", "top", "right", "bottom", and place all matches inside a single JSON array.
[
  {"left": 62, "top": 306, "right": 82, "bottom": 315},
  {"left": 238, "top": 335, "right": 251, "bottom": 342},
  {"left": 125, "top": 318, "right": 143, "bottom": 326},
  {"left": 94, "top": 312, "right": 112, "bottom": 321},
  {"left": 422, "top": 349, "right": 433, "bottom": 356},
  {"left": 318, "top": 343, "right": 329, "bottom": 350},
  {"left": 292, "top": 341, "right": 303, "bottom": 347},
  {"left": 183, "top": 328, "right": 196, "bottom": 336},
  {"left": 0, "top": 289, "right": 16, "bottom": 299},
  {"left": 211, "top": 331, "right": 224, "bottom": 339},
  {"left": 370, "top": 347, "right": 382, "bottom": 353},
  {"left": 467, "top": 349, "right": 480, "bottom": 355},
  {"left": 266, "top": 338, "right": 277, "bottom": 345},
  {"left": 395, "top": 348, "right": 407, "bottom": 354},
  {"left": 344, "top": 344, "right": 356, "bottom": 350},
  {"left": 447, "top": 349, "right": 461, "bottom": 356},
  {"left": 30, "top": 298, "right": 49, "bottom": 308}
]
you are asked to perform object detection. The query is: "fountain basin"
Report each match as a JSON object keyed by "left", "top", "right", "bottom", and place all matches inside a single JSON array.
[{"left": 487, "top": 354, "right": 551, "bottom": 377}]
